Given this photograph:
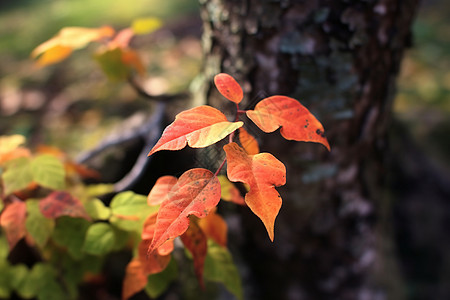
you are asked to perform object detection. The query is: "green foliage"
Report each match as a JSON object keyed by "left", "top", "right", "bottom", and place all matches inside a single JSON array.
[
  {"left": 52, "top": 216, "right": 91, "bottom": 260},
  {"left": 145, "top": 258, "right": 178, "bottom": 298},
  {"left": 83, "top": 222, "right": 116, "bottom": 255},
  {"left": 2, "top": 157, "right": 33, "bottom": 195},
  {"left": 26, "top": 200, "right": 55, "bottom": 249},
  {"left": 30, "top": 155, "right": 65, "bottom": 190},
  {"left": 85, "top": 198, "right": 111, "bottom": 220}
]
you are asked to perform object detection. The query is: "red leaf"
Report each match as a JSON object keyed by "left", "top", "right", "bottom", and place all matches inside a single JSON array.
[
  {"left": 0, "top": 201, "right": 27, "bottom": 250},
  {"left": 39, "top": 191, "right": 91, "bottom": 220},
  {"left": 198, "top": 210, "right": 228, "bottom": 247},
  {"left": 142, "top": 213, "right": 174, "bottom": 256},
  {"left": 138, "top": 239, "right": 171, "bottom": 275},
  {"left": 246, "top": 96, "right": 330, "bottom": 151},
  {"left": 238, "top": 127, "right": 260, "bottom": 155},
  {"left": 148, "top": 106, "right": 243, "bottom": 156},
  {"left": 181, "top": 220, "right": 207, "bottom": 289},
  {"left": 148, "top": 168, "right": 221, "bottom": 252},
  {"left": 147, "top": 176, "right": 177, "bottom": 206},
  {"left": 122, "top": 259, "right": 148, "bottom": 300},
  {"left": 224, "top": 143, "right": 286, "bottom": 241},
  {"left": 214, "top": 73, "right": 243, "bottom": 104}
]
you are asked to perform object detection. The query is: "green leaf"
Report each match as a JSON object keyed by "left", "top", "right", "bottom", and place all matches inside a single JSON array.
[
  {"left": 109, "top": 191, "right": 158, "bottom": 233},
  {"left": 9, "top": 264, "right": 29, "bottom": 291},
  {"left": 26, "top": 200, "right": 55, "bottom": 249},
  {"left": 52, "top": 216, "right": 90, "bottom": 260},
  {"left": 204, "top": 241, "right": 243, "bottom": 300},
  {"left": 131, "top": 17, "right": 162, "bottom": 35},
  {"left": 30, "top": 155, "right": 65, "bottom": 190},
  {"left": 85, "top": 198, "right": 111, "bottom": 220},
  {"left": 83, "top": 223, "right": 116, "bottom": 256},
  {"left": 0, "top": 235, "right": 9, "bottom": 259},
  {"left": 0, "top": 261, "right": 11, "bottom": 298},
  {"left": 17, "top": 263, "right": 53, "bottom": 299},
  {"left": 94, "top": 48, "right": 130, "bottom": 81},
  {"left": 145, "top": 258, "right": 177, "bottom": 298},
  {"left": 0, "top": 200, "right": 4, "bottom": 213},
  {"left": 2, "top": 157, "right": 33, "bottom": 195}
]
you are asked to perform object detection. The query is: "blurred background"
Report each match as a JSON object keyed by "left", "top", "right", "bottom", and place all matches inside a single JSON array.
[{"left": 0, "top": 0, "right": 449, "bottom": 299}]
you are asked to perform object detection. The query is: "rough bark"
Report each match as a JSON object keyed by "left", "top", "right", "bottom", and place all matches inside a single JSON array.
[{"left": 199, "top": 0, "right": 419, "bottom": 299}]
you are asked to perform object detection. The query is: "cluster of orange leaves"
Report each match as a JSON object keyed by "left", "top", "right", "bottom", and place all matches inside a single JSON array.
[{"left": 122, "top": 73, "right": 330, "bottom": 299}]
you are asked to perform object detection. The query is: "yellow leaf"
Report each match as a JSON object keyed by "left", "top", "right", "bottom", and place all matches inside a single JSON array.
[
  {"left": 131, "top": 18, "right": 162, "bottom": 35},
  {"left": 0, "top": 135, "right": 26, "bottom": 154}
]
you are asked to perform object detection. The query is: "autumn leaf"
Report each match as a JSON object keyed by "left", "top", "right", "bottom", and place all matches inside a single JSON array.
[
  {"left": 122, "top": 259, "right": 148, "bottom": 300},
  {"left": 198, "top": 210, "right": 228, "bottom": 247},
  {"left": 148, "top": 168, "right": 221, "bottom": 252},
  {"left": 131, "top": 18, "right": 162, "bottom": 35},
  {"left": 148, "top": 106, "right": 243, "bottom": 156},
  {"left": 0, "top": 135, "right": 30, "bottom": 164},
  {"left": 217, "top": 175, "right": 245, "bottom": 206},
  {"left": 39, "top": 191, "right": 91, "bottom": 220},
  {"left": 147, "top": 176, "right": 177, "bottom": 206},
  {"left": 214, "top": 73, "right": 243, "bottom": 104},
  {"left": 181, "top": 220, "right": 207, "bottom": 288},
  {"left": 31, "top": 26, "right": 115, "bottom": 66},
  {"left": 138, "top": 239, "right": 171, "bottom": 275},
  {"left": 238, "top": 127, "right": 260, "bottom": 155},
  {"left": 142, "top": 213, "right": 174, "bottom": 256},
  {"left": 224, "top": 143, "right": 286, "bottom": 241},
  {"left": 0, "top": 201, "right": 27, "bottom": 250},
  {"left": 246, "top": 96, "right": 330, "bottom": 150}
]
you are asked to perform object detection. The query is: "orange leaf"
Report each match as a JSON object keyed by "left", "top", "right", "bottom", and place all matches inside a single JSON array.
[
  {"left": 34, "top": 45, "right": 73, "bottom": 67},
  {"left": 181, "top": 220, "right": 207, "bottom": 289},
  {"left": 109, "top": 28, "right": 134, "bottom": 49},
  {"left": 122, "top": 259, "right": 148, "bottom": 300},
  {"left": 0, "top": 147, "right": 31, "bottom": 164},
  {"left": 214, "top": 73, "right": 243, "bottom": 104},
  {"left": 138, "top": 239, "right": 171, "bottom": 275},
  {"left": 39, "top": 191, "right": 91, "bottom": 220},
  {"left": 224, "top": 143, "right": 286, "bottom": 241},
  {"left": 198, "top": 211, "right": 228, "bottom": 247},
  {"left": 148, "top": 168, "right": 221, "bottom": 252},
  {"left": 238, "top": 127, "right": 260, "bottom": 155},
  {"left": 121, "top": 48, "right": 146, "bottom": 75},
  {"left": 246, "top": 96, "right": 330, "bottom": 151},
  {"left": 147, "top": 176, "right": 177, "bottom": 206},
  {"left": 148, "top": 106, "right": 243, "bottom": 156},
  {"left": 142, "top": 213, "right": 174, "bottom": 256},
  {"left": 0, "top": 201, "right": 27, "bottom": 250}
]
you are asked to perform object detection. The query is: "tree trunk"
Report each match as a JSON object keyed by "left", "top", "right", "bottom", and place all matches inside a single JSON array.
[{"left": 199, "top": 1, "right": 419, "bottom": 299}]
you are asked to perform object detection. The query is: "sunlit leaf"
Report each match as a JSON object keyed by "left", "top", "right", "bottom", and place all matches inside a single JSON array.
[
  {"left": 84, "top": 198, "right": 111, "bottom": 221},
  {"left": 217, "top": 175, "right": 245, "bottom": 205},
  {"left": 246, "top": 96, "right": 330, "bottom": 150},
  {"left": 2, "top": 157, "right": 33, "bottom": 195},
  {"left": 30, "top": 155, "right": 65, "bottom": 190},
  {"left": 39, "top": 191, "right": 90, "bottom": 220},
  {"left": 239, "top": 127, "right": 259, "bottom": 155},
  {"left": 224, "top": 143, "right": 286, "bottom": 241},
  {"left": 83, "top": 223, "right": 116, "bottom": 256},
  {"left": 26, "top": 200, "right": 54, "bottom": 249},
  {"left": 141, "top": 213, "right": 174, "bottom": 256},
  {"left": 181, "top": 220, "right": 207, "bottom": 288},
  {"left": 214, "top": 73, "right": 243, "bottom": 104},
  {"left": 31, "top": 26, "right": 115, "bottom": 66},
  {"left": 198, "top": 210, "right": 228, "bottom": 247},
  {"left": 204, "top": 240, "right": 243, "bottom": 300},
  {"left": 0, "top": 201, "right": 27, "bottom": 250},
  {"left": 132, "top": 18, "right": 162, "bottom": 35},
  {"left": 0, "top": 135, "right": 30, "bottom": 164},
  {"left": 147, "top": 175, "right": 177, "bottom": 206},
  {"left": 138, "top": 239, "right": 171, "bottom": 275},
  {"left": 148, "top": 106, "right": 243, "bottom": 156},
  {"left": 9, "top": 264, "right": 28, "bottom": 292},
  {"left": 148, "top": 168, "right": 221, "bottom": 252}
]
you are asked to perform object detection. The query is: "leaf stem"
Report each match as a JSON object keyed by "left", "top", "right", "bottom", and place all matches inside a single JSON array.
[{"left": 214, "top": 157, "right": 227, "bottom": 176}]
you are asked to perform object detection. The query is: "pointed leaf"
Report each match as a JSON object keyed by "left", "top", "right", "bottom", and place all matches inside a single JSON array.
[
  {"left": 33, "top": 45, "right": 73, "bottom": 67},
  {"left": 2, "top": 157, "right": 33, "bottom": 195},
  {"left": 148, "top": 106, "right": 243, "bottom": 156},
  {"left": 26, "top": 200, "right": 54, "bottom": 249},
  {"left": 0, "top": 201, "right": 26, "bottom": 250},
  {"left": 180, "top": 220, "right": 207, "bottom": 288},
  {"left": 148, "top": 168, "right": 221, "bottom": 252},
  {"left": 217, "top": 175, "right": 245, "bottom": 205},
  {"left": 239, "top": 127, "right": 259, "bottom": 155},
  {"left": 39, "top": 191, "right": 90, "bottom": 220},
  {"left": 122, "top": 259, "right": 148, "bottom": 300},
  {"left": 224, "top": 143, "right": 286, "bottom": 241},
  {"left": 83, "top": 223, "right": 116, "bottom": 256},
  {"left": 138, "top": 239, "right": 171, "bottom": 275},
  {"left": 204, "top": 240, "right": 243, "bottom": 300},
  {"left": 246, "top": 96, "right": 330, "bottom": 150},
  {"left": 30, "top": 155, "right": 65, "bottom": 190},
  {"left": 214, "top": 73, "right": 243, "bottom": 104},
  {"left": 147, "top": 176, "right": 177, "bottom": 206},
  {"left": 198, "top": 211, "right": 228, "bottom": 247},
  {"left": 84, "top": 198, "right": 111, "bottom": 220}
]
